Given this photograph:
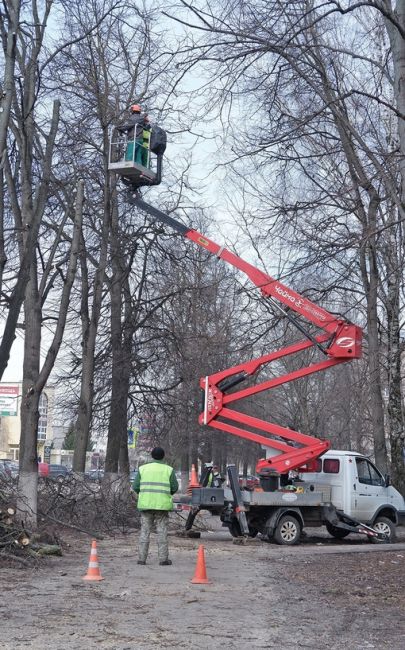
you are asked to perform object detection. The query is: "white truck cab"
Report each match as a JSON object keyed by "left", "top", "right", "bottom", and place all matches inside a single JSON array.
[{"left": 300, "top": 449, "right": 405, "bottom": 539}]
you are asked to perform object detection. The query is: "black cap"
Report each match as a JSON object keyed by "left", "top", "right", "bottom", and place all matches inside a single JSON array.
[{"left": 151, "top": 447, "right": 165, "bottom": 460}]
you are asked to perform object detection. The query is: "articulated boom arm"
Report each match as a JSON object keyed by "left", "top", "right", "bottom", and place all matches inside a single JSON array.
[{"left": 135, "top": 198, "right": 362, "bottom": 476}]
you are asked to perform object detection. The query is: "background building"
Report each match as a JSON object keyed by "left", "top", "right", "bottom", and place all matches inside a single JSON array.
[{"left": 0, "top": 383, "right": 55, "bottom": 461}]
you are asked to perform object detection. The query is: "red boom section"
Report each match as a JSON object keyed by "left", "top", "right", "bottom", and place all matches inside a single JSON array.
[
  {"left": 183, "top": 229, "right": 362, "bottom": 475},
  {"left": 185, "top": 230, "right": 362, "bottom": 358}
]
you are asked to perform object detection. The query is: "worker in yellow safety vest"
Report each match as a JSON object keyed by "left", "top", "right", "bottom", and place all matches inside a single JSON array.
[
  {"left": 133, "top": 447, "right": 178, "bottom": 566},
  {"left": 207, "top": 465, "right": 225, "bottom": 488}
]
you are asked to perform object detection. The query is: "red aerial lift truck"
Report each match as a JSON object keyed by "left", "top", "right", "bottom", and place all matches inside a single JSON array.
[{"left": 108, "top": 130, "right": 402, "bottom": 544}]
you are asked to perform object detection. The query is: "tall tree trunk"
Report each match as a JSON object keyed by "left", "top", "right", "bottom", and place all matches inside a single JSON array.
[
  {"left": 359, "top": 196, "right": 388, "bottom": 472},
  {"left": 383, "top": 2, "right": 405, "bottom": 488},
  {"left": 17, "top": 181, "right": 84, "bottom": 527},
  {"left": 73, "top": 176, "right": 111, "bottom": 472},
  {"left": 0, "top": 1, "right": 21, "bottom": 166},
  {"left": 18, "top": 264, "right": 41, "bottom": 528},
  {"left": 104, "top": 200, "right": 132, "bottom": 484},
  {"left": 385, "top": 234, "right": 405, "bottom": 491}
]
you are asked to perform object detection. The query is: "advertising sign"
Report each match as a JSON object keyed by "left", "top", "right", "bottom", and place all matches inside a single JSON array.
[
  {"left": 0, "top": 385, "right": 19, "bottom": 416},
  {"left": 128, "top": 427, "right": 139, "bottom": 449}
]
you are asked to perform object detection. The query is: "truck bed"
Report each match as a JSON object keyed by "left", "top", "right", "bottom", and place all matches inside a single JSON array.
[
  {"left": 186, "top": 483, "right": 332, "bottom": 509},
  {"left": 238, "top": 484, "right": 332, "bottom": 507}
]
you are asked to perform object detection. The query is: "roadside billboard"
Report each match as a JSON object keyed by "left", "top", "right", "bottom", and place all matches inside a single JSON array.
[
  {"left": 0, "top": 385, "right": 19, "bottom": 416},
  {"left": 128, "top": 428, "right": 139, "bottom": 449}
]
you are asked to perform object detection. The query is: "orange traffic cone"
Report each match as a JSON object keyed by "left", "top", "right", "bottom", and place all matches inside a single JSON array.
[
  {"left": 191, "top": 544, "right": 210, "bottom": 584},
  {"left": 82, "top": 540, "right": 104, "bottom": 581},
  {"left": 187, "top": 464, "right": 200, "bottom": 495}
]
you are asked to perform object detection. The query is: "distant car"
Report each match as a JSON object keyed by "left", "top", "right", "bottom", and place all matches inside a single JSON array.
[
  {"left": 38, "top": 462, "right": 50, "bottom": 478},
  {"left": 48, "top": 464, "right": 71, "bottom": 480},
  {"left": 85, "top": 469, "right": 104, "bottom": 481},
  {"left": 0, "top": 459, "right": 19, "bottom": 479},
  {"left": 239, "top": 474, "right": 260, "bottom": 490}
]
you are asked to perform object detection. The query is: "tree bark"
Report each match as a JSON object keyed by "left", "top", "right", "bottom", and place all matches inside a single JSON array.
[
  {"left": 0, "top": 1, "right": 21, "bottom": 166},
  {"left": 73, "top": 174, "right": 111, "bottom": 472},
  {"left": 18, "top": 181, "right": 84, "bottom": 527},
  {"left": 382, "top": 0, "right": 405, "bottom": 489},
  {"left": 104, "top": 199, "right": 132, "bottom": 483}
]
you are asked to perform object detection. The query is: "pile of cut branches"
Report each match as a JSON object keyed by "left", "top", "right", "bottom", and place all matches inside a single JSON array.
[
  {"left": 0, "top": 480, "right": 64, "bottom": 566},
  {"left": 0, "top": 503, "right": 30, "bottom": 549},
  {"left": 0, "top": 484, "right": 33, "bottom": 565},
  {"left": 0, "top": 472, "right": 140, "bottom": 566},
  {"left": 38, "top": 473, "right": 140, "bottom": 536}
]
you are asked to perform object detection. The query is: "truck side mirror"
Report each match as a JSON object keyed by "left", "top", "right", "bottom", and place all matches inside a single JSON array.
[{"left": 384, "top": 473, "right": 390, "bottom": 487}]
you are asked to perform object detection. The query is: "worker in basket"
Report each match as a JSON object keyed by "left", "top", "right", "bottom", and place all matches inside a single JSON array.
[{"left": 118, "top": 103, "right": 148, "bottom": 166}]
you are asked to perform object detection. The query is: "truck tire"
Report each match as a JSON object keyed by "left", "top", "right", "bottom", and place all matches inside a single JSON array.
[
  {"left": 325, "top": 522, "right": 350, "bottom": 539},
  {"left": 273, "top": 514, "right": 302, "bottom": 545},
  {"left": 370, "top": 516, "right": 397, "bottom": 543}
]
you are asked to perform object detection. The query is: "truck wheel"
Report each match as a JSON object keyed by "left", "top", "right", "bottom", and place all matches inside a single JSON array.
[
  {"left": 325, "top": 522, "right": 350, "bottom": 539},
  {"left": 274, "top": 515, "right": 302, "bottom": 545},
  {"left": 371, "top": 516, "right": 396, "bottom": 543}
]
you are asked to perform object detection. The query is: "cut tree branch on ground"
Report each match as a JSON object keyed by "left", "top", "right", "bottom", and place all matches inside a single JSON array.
[{"left": 38, "top": 511, "right": 104, "bottom": 540}]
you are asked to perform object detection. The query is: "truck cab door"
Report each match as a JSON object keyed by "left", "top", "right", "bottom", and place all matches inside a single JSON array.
[{"left": 352, "top": 457, "right": 389, "bottom": 522}]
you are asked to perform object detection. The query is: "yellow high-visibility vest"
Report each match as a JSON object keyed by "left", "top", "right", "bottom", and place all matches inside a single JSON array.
[
  {"left": 137, "top": 462, "right": 173, "bottom": 510},
  {"left": 143, "top": 128, "right": 151, "bottom": 148}
]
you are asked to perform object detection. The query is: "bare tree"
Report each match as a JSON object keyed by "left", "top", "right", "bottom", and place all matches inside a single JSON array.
[
  {"left": 0, "top": 0, "right": 125, "bottom": 380},
  {"left": 44, "top": 0, "right": 183, "bottom": 471},
  {"left": 19, "top": 181, "right": 84, "bottom": 526}
]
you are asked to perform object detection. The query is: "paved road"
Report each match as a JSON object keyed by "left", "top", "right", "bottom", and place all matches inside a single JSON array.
[{"left": 1, "top": 528, "right": 404, "bottom": 650}]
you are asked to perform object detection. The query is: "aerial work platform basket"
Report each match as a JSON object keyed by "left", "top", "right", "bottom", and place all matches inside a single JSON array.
[{"left": 108, "top": 125, "right": 166, "bottom": 191}]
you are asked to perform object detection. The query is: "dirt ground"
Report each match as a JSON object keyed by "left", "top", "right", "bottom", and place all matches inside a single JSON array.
[{"left": 1, "top": 514, "right": 405, "bottom": 650}]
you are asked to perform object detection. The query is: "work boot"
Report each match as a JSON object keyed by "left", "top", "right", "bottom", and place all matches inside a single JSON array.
[
  {"left": 159, "top": 559, "right": 172, "bottom": 566},
  {"left": 137, "top": 560, "right": 146, "bottom": 565}
]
